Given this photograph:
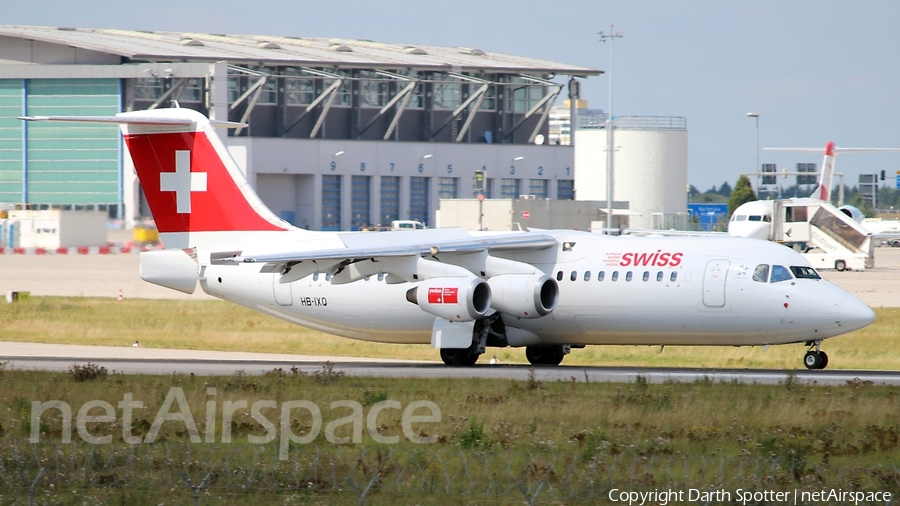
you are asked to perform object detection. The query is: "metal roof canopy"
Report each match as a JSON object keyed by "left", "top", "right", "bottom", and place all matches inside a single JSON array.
[{"left": 0, "top": 25, "right": 601, "bottom": 77}]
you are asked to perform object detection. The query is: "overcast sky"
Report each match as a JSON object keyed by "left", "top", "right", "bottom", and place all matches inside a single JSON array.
[{"left": 7, "top": 0, "right": 900, "bottom": 190}]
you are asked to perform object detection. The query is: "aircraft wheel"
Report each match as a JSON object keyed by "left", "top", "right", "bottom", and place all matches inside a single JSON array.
[
  {"left": 440, "top": 348, "right": 478, "bottom": 366},
  {"left": 818, "top": 351, "right": 829, "bottom": 369},
  {"left": 525, "top": 345, "right": 565, "bottom": 366},
  {"left": 803, "top": 351, "right": 823, "bottom": 370},
  {"left": 835, "top": 260, "right": 846, "bottom": 272},
  {"left": 460, "top": 351, "right": 479, "bottom": 366}
]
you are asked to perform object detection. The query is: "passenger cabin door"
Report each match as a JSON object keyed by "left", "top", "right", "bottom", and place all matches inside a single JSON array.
[{"left": 702, "top": 260, "right": 729, "bottom": 308}]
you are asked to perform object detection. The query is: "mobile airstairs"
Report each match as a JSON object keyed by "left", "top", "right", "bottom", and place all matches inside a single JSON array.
[{"left": 770, "top": 199, "right": 874, "bottom": 271}]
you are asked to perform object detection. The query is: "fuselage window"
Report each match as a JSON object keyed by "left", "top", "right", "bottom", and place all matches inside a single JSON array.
[
  {"left": 642, "top": 271, "right": 650, "bottom": 282},
  {"left": 584, "top": 271, "right": 591, "bottom": 281},
  {"left": 770, "top": 265, "right": 793, "bottom": 283},
  {"left": 656, "top": 271, "right": 664, "bottom": 282},
  {"left": 325, "top": 273, "right": 332, "bottom": 281},
  {"left": 790, "top": 266, "right": 821, "bottom": 280},
  {"left": 625, "top": 271, "right": 633, "bottom": 282},
  {"left": 598, "top": 271, "right": 605, "bottom": 281},
  {"left": 365, "top": 275, "right": 370, "bottom": 281},
  {"left": 377, "top": 272, "right": 385, "bottom": 281},
  {"left": 313, "top": 273, "right": 319, "bottom": 281},
  {"left": 557, "top": 271, "right": 563, "bottom": 281},
  {"left": 611, "top": 271, "right": 619, "bottom": 282},
  {"left": 670, "top": 271, "right": 677, "bottom": 282},
  {"left": 570, "top": 271, "right": 578, "bottom": 281},
  {"left": 753, "top": 264, "right": 769, "bottom": 283}
]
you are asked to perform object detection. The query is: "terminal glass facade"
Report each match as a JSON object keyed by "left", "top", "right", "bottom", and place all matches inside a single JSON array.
[
  {"left": 0, "top": 78, "right": 122, "bottom": 206},
  {"left": 557, "top": 179, "right": 575, "bottom": 200},
  {"left": 0, "top": 80, "right": 22, "bottom": 203},
  {"left": 500, "top": 178, "right": 520, "bottom": 199},
  {"left": 321, "top": 175, "right": 341, "bottom": 231},
  {"left": 438, "top": 177, "right": 458, "bottom": 200},
  {"left": 410, "top": 177, "right": 430, "bottom": 225},
  {"left": 529, "top": 179, "right": 549, "bottom": 199},
  {"left": 380, "top": 176, "right": 400, "bottom": 224},
  {"left": 351, "top": 175, "right": 371, "bottom": 230}
]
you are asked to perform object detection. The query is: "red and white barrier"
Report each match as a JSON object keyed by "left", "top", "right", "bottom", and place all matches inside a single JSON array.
[{"left": 0, "top": 243, "right": 163, "bottom": 255}]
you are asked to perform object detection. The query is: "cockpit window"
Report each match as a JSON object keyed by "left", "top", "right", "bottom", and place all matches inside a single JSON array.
[
  {"left": 734, "top": 215, "right": 747, "bottom": 221},
  {"left": 770, "top": 265, "right": 793, "bottom": 283},
  {"left": 790, "top": 266, "right": 821, "bottom": 280},
  {"left": 748, "top": 215, "right": 762, "bottom": 221},
  {"left": 753, "top": 264, "right": 769, "bottom": 283}
]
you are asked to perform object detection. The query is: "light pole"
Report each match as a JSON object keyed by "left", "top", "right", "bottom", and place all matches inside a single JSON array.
[
  {"left": 746, "top": 112, "right": 759, "bottom": 187},
  {"left": 599, "top": 25, "right": 624, "bottom": 234}
]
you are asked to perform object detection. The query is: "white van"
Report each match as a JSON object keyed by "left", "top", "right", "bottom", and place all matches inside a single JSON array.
[{"left": 391, "top": 220, "right": 426, "bottom": 230}]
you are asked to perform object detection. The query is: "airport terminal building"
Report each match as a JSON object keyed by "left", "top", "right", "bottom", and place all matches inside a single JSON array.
[{"left": 0, "top": 26, "right": 602, "bottom": 230}]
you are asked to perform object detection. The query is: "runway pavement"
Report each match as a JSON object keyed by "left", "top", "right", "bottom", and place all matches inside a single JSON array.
[{"left": 2, "top": 342, "right": 899, "bottom": 385}]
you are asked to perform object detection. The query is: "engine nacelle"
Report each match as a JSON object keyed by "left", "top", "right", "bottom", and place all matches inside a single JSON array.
[
  {"left": 406, "top": 276, "right": 491, "bottom": 322},
  {"left": 838, "top": 205, "right": 865, "bottom": 223},
  {"left": 487, "top": 274, "right": 558, "bottom": 318}
]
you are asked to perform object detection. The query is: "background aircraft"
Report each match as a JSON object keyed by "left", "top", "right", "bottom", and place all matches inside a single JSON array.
[{"left": 729, "top": 142, "right": 900, "bottom": 240}]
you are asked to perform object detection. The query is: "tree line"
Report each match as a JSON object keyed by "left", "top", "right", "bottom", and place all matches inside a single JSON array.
[{"left": 689, "top": 177, "right": 900, "bottom": 218}]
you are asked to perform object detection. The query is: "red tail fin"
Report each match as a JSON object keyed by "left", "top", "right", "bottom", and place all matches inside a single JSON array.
[
  {"left": 121, "top": 109, "right": 288, "bottom": 234},
  {"left": 810, "top": 141, "right": 835, "bottom": 201}
]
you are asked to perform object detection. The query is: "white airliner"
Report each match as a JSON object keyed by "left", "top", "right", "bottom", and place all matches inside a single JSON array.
[
  {"left": 728, "top": 141, "right": 900, "bottom": 240},
  {"left": 21, "top": 109, "right": 876, "bottom": 370}
]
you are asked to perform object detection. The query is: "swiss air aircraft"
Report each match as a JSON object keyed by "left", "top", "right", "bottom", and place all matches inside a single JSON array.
[{"left": 21, "top": 109, "right": 876, "bottom": 369}]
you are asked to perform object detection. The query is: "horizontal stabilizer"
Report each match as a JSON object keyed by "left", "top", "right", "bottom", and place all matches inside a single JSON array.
[
  {"left": 18, "top": 115, "right": 247, "bottom": 128},
  {"left": 765, "top": 147, "right": 900, "bottom": 153}
]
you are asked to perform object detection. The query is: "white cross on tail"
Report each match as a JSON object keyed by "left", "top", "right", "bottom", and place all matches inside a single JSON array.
[{"left": 159, "top": 150, "right": 207, "bottom": 213}]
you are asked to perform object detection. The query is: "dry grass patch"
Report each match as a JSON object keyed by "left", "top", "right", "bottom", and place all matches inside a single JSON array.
[
  {"left": 2, "top": 367, "right": 900, "bottom": 503},
  {"left": 1, "top": 297, "right": 898, "bottom": 369}
]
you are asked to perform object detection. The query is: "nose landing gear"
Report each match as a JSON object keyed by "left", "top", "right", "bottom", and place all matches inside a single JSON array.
[{"left": 803, "top": 340, "right": 829, "bottom": 370}]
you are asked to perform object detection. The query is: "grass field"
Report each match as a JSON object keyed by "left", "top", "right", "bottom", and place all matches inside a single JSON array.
[
  {"left": 2, "top": 366, "right": 900, "bottom": 504},
  {"left": 1, "top": 296, "right": 898, "bottom": 370}
]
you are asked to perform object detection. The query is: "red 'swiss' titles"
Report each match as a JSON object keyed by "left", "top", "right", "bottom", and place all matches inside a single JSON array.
[
  {"left": 427, "top": 287, "right": 459, "bottom": 304},
  {"left": 619, "top": 251, "right": 683, "bottom": 267}
]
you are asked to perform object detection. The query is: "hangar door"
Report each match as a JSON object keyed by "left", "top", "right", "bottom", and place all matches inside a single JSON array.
[{"left": 702, "top": 259, "right": 729, "bottom": 308}]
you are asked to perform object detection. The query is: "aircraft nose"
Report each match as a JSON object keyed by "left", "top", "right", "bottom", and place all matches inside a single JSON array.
[{"left": 840, "top": 296, "right": 876, "bottom": 332}]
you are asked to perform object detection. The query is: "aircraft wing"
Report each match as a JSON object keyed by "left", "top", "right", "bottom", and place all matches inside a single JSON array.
[
  {"left": 239, "top": 234, "right": 556, "bottom": 263},
  {"left": 210, "top": 229, "right": 557, "bottom": 283},
  {"left": 609, "top": 228, "right": 727, "bottom": 237}
]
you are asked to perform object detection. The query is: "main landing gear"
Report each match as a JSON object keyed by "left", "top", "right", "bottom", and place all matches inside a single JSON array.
[
  {"left": 525, "top": 345, "right": 570, "bottom": 366},
  {"left": 803, "top": 340, "right": 829, "bottom": 370},
  {"left": 440, "top": 348, "right": 479, "bottom": 366}
]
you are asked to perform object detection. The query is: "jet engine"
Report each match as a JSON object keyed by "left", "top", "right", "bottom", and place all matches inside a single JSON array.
[
  {"left": 838, "top": 205, "right": 864, "bottom": 223},
  {"left": 406, "top": 276, "right": 491, "bottom": 322},
  {"left": 487, "top": 274, "right": 558, "bottom": 318}
]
